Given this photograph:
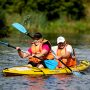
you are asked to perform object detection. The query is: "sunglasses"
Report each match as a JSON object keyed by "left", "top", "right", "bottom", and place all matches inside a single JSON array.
[{"left": 58, "top": 43, "right": 65, "bottom": 45}]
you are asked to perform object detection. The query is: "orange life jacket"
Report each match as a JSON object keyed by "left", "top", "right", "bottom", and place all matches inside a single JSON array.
[
  {"left": 56, "top": 44, "right": 77, "bottom": 67},
  {"left": 29, "top": 39, "right": 54, "bottom": 63}
]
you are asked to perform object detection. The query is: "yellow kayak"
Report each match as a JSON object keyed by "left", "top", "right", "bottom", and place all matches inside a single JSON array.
[{"left": 2, "top": 60, "right": 90, "bottom": 76}]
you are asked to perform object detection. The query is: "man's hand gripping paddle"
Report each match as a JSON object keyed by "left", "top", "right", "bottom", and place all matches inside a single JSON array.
[{"left": 51, "top": 50, "right": 83, "bottom": 77}]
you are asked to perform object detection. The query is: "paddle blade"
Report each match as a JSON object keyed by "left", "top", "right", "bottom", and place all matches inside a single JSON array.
[
  {"left": 73, "top": 71, "right": 82, "bottom": 77},
  {"left": 0, "top": 41, "right": 8, "bottom": 46},
  {"left": 12, "top": 23, "right": 27, "bottom": 33},
  {"left": 44, "top": 60, "right": 58, "bottom": 70}
]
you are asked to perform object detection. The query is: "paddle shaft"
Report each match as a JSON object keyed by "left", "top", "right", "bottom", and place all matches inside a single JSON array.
[
  {"left": 51, "top": 50, "right": 73, "bottom": 72},
  {"left": 0, "top": 41, "right": 16, "bottom": 49},
  {"left": 58, "top": 58, "right": 72, "bottom": 72},
  {"left": 7, "top": 44, "right": 16, "bottom": 49},
  {"left": 0, "top": 41, "right": 29, "bottom": 55},
  {"left": 26, "top": 33, "right": 34, "bottom": 39}
]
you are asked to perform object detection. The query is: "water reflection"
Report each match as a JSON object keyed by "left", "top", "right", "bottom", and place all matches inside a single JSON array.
[
  {"left": 24, "top": 75, "right": 47, "bottom": 90},
  {"left": 24, "top": 74, "right": 89, "bottom": 90}
]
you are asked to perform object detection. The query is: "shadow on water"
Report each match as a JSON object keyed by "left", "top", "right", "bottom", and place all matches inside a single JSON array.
[{"left": 0, "top": 32, "right": 90, "bottom": 90}]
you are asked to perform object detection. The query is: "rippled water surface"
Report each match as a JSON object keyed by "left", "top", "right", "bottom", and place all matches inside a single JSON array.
[
  {"left": 0, "top": 46, "right": 90, "bottom": 90},
  {"left": 0, "top": 34, "right": 90, "bottom": 90}
]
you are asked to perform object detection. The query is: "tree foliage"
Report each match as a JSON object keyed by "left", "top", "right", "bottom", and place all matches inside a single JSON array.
[
  {"left": 0, "top": 0, "right": 86, "bottom": 20},
  {"left": 27, "top": 0, "right": 85, "bottom": 20},
  {"left": 0, "top": 0, "right": 86, "bottom": 37}
]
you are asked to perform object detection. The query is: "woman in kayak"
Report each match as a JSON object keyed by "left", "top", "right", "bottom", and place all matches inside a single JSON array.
[
  {"left": 16, "top": 32, "right": 54, "bottom": 68},
  {"left": 55, "top": 36, "right": 77, "bottom": 68}
]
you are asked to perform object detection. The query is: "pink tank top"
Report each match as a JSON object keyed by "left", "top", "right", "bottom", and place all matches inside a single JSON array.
[{"left": 28, "top": 44, "right": 50, "bottom": 54}]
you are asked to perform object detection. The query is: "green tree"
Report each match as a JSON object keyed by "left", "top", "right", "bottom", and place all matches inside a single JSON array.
[
  {"left": 0, "top": 0, "right": 86, "bottom": 20},
  {"left": 29, "top": 0, "right": 85, "bottom": 20}
]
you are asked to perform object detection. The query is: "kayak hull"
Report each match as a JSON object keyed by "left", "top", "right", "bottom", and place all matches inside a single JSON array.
[{"left": 2, "top": 60, "right": 90, "bottom": 76}]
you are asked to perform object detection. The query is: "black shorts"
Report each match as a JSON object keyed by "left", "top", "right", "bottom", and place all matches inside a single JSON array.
[{"left": 28, "top": 60, "right": 47, "bottom": 68}]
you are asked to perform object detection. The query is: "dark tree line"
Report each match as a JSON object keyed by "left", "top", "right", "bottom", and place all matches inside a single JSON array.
[
  {"left": 0, "top": 0, "right": 86, "bottom": 37},
  {"left": 0, "top": 0, "right": 86, "bottom": 20}
]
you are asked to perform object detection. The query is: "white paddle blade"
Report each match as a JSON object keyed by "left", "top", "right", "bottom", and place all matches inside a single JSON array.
[
  {"left": 73, "top": 71, "right": 82, "bottom": 78},
  {"left": 12, "top": 23, "right": 27, "bottom": 33},
  {"left": 0, "top": 41, "right": 8, "bottom": 46}
]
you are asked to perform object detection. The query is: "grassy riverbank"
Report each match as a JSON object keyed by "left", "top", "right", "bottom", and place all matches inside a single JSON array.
[
  {"left": 4, "top": 10, "right": 90, "bottom": 44},
  {"left": 1, "top": 2, "right": 90, "bottom": 46}
]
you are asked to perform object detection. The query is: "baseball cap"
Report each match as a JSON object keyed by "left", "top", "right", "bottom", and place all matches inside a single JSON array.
[{"left": 57, "top": 36, "right": 65, "bottom": 44}]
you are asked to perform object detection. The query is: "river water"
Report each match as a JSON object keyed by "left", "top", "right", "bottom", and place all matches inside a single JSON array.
[{"left": 0, "top": 34, "right": 90, "bottom": 90}]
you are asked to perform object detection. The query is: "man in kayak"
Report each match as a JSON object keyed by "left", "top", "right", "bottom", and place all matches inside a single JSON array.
[
  {"left": 16, "top": 32, "right": 54, "bottom": 68},
  {"left": 56, "top": 36, "right": 77, "bottom": 68}
]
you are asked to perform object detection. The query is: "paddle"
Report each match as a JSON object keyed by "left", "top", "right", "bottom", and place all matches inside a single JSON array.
[
  {"left": 44, "top": 60, "right": 58, "bottom": 70},
  {"left": 12, "top": 23, "right": 33, "bottom": 39},
  {"left": 0, "top": 41, "right": 16, "bottom": 49},
  {"left": 12, "top": 23, "right": 58, "bottom": 70},
  {"left": 0, "top": 41, "right": 27, "bottom": 53},
  {"left": 0, "top": 41, "right": 58, "bottom": 70},
  {"left": 34, "top": 55, "right": 58, "bottom": 70},
  {"left": 51, "top": 50, "right": 82, "bottom": 77}
]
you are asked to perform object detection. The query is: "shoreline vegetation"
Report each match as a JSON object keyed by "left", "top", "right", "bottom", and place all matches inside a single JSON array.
[
  {"left": 0, "top": 12, "right": 90, "bottom": 46},
  {"left": 0, "top": 1, "right": 90, "bottom": 45}
]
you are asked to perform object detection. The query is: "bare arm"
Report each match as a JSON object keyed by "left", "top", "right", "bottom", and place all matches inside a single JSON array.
[{"left": 16, "top": 47, "right": 30, "bottom": 58}]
